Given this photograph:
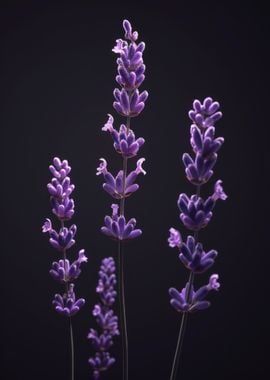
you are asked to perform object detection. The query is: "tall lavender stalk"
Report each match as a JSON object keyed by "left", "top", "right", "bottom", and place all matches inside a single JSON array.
[
  {"left": 168, "top": 98, "right": 227, "bottom": 380},
  {"left": 42, "top": 157, "right": 87, "bottom": 380},
  {"left": 96, "top": 20, "right": 148, "bottom": 380},
  {"left": 88, "top": 257, "right": 119, "bottom": 379}
]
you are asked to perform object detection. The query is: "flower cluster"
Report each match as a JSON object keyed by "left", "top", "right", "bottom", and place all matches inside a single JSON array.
[
  {"left": 169, "top": 274, "right": 220, "bottom": 312},
  {"left": 101, "top": 204, "right": 142, "bottom": 241},
  {"left": 96, "top": 157, "right": 146, "bottom": 199},
  {"left": 183, "top": 98, "right": 224, "bottom": 185},
  {"left": 168, "top": 97, "right": 227, "bottom": 313},
  {"left": 88, "top": 257, "right": 119, "bottom": 379},
  {"left": 98, "top": 19, "right": 148, "bottom": 240},
  {"left": 42, "top": 157, "right": 87, "bottom": 317}
]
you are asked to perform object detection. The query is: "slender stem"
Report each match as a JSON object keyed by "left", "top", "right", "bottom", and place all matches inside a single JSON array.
[
  {"left": 118, "top": 239, "right": 128, "bottom": 380},
  {"left": 69, "top": 317, "right": 75, "bottom": 380},
  {"left": 169, "top": 185, "right": 201, "bottom": 380},
  {"left": 169, "top": 270, "right": 194, "bottom": 380},
  {"left": 61, "top": 220, "right": 75, "bottom": 380},
  {"left": 117, "top": 115, "right": 131, "bottom": 380}
]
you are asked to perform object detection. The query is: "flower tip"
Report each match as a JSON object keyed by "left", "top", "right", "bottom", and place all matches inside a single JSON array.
[
  {"left": 102, "top": 114, "right": 114, "bottom": 132},
  {"left": 42, "top": 218, "right": 52, "bottom": 233},
  {"left": 96, "top": 158, "right": 108, "bottom": 176},
  {"left": 111, "top": 203, "right": 119, "bottom": 216},
  {"left": 136, "top": 158, "right": 146, "bottom": 175},
  {"left": 213, "top": 180, "right": 227, "bottom": 201},
  {"left": 168, "top": 227, "right": 182, "bottom": 248},
  {"left": 123, "top": 19, "right": 132, "bottom": 33},
  {"left": 209, "top": 274, "right": 220, "bottom": 291}
]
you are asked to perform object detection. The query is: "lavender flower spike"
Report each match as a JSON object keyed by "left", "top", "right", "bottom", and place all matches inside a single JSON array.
[
  {"left": 88, "top": 257, "right": 119, "bottom": 379},
  {"left": 168, "top": 98, "right": 227, "bottom": 380},
  {"left": 43, "top": 157, "right": 87, "bottom": 379},
  {"left": 98, "top": 20, "right": 148, "bottom": 380}
]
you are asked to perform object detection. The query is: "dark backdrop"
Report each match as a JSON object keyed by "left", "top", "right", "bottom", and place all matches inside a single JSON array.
[{"left": 0, "top": 1, "right": 266, "bottom": 380}]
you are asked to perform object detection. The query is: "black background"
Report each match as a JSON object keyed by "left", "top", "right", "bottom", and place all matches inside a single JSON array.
[{"left": 0, "top": 1, "right": 266, "bottom": 379}]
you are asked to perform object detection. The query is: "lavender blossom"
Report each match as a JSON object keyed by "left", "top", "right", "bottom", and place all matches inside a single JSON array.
[
  {"left": 47, "top": 157, "right": 75, "bottom": 220},
  {"left": 102, "top": 114, "right": 145, "bottom": 157},
  {"left": 168, "top": 98, "right": 227, "bottom": 379},
  {"left": 96, "top": 157, "right": 146, "bottom": 199},
  {"left": 101, "top": 204, "right": 142, "bottom": 240},
  {"left": 182, "top": 99, "right": 224, "bottom": 185},
  {"left": 42, "top": 157, "right": 87, "bottom": 316},
  {"left": 169, "top": 274, "right": 220, "bottom": 313},
  {"left": 188, "top": 97, "right": 222, "bottom": 129},
  {"left": 53, "top": 283, "right": 85, "bottom": 317},
  {"left": 179, "top": 236, "right": 217, "bottom": 273},
  {"left": 177, "top": 180, "right": 227, "bottom": 231},
  {"left": 50, "top": 249, "right": 87, "bottom": 282},
  {"left": 88, "top": 257, "right": 119, "bottom": 379}
]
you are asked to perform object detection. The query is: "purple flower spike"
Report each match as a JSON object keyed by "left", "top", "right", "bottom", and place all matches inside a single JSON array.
[
  {"left": 168, "top": 98, "right": 226, "bottom": 379},
  {"left": 101, "top": 204, "right": 142, "bottom": 240},
  {"left": 53, "top": 283, "right": 85, "bottom": 317},
  {"left": 50, "top": 249, "right": 88, "bottom": 282},
  {"left": 188, "top": 97, "right": 223, "bottom": 129},
  {"left": 43, "top": 157, "right": 87, "bottom": 318},
  {"left": 98, "top": 20, "right": 148, "bottom": 379},
  {"left": 96, "top": 158, "right": 146, "bottom": 199},
  {"left": 178, "top": 236, "right": 218, "bottom": 273},
  {"left": 169, "top": 274, "right": 220, "bottom": 313},
  {"left": 102, "top": 114, "right": 145, "bottom": 157},
  {"left": 88, "top": 257, "right": 119, "bottom": 379}
]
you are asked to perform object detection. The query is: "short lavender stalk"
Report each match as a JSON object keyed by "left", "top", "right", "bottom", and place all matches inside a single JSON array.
[
  {"left": 168, "top": 98, "right": 227, "bottom": 379},
  {"left": 42, "top": 157, "right": 87, "bottom": 380}
]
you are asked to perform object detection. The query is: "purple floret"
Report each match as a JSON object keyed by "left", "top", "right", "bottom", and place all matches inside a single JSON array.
[
  {"left": 49, "top": 249, "right": 88, "bottom": 282},
  {"left": 169, "top": 274, "right": 220, "bottom": 313},
  {"left": 101, "top": 204, "right": 142, "bottom": 240},
  {"left": 188, "top": 97, "right": 222, "bottom": 129},
  {"left": 53, "top": 283, "right": 85, "bottom": 317},
  {"left": 102, "top": 114, "right": 145, "bottom": 157},
  {"left": 177, "top": 180, "right": 227, "bottom": 231},
  {"left": 96, "top": 157, "right": 146, "bottom": 199}
]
